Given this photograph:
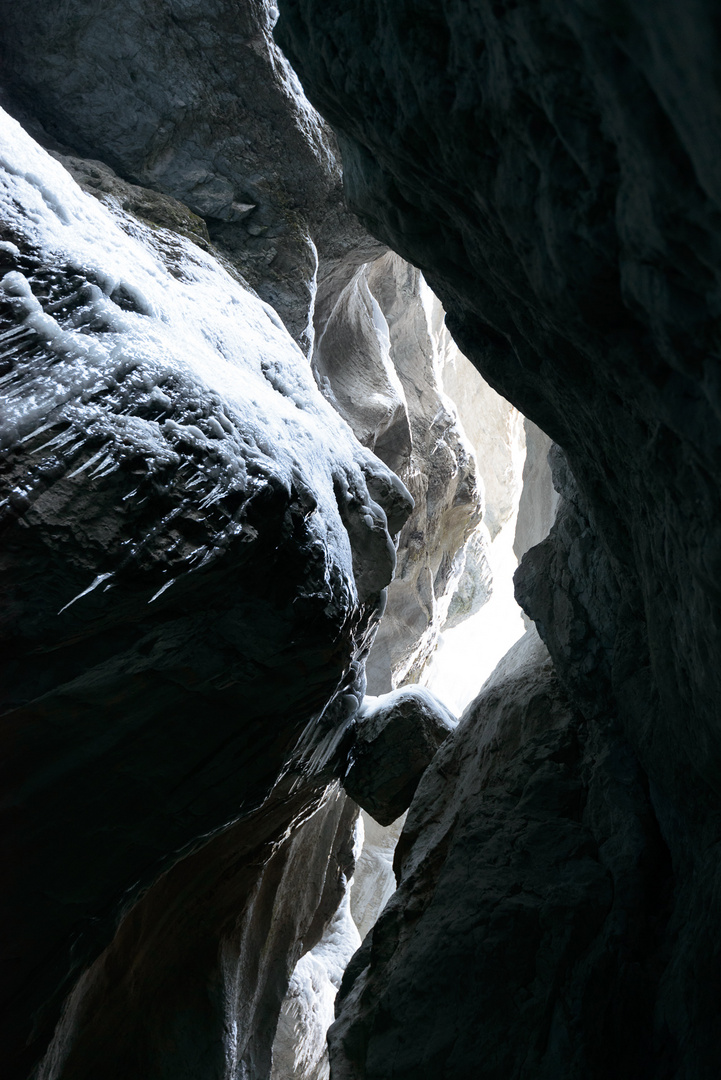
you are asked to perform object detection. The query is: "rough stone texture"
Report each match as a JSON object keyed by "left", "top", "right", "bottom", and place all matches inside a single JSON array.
[
  {"left": 513, "top": 420, "right": 559, "bottom": 563},
  {"left": 328, "top": 631, "right": 676, "bottom": 1080},
  {"left": 342, "top": 688, "right": 456, "bottom": 827},
  {"left": 313, "top": 252, "right": 484, "bottom": 692},
  {"left": 276, "top": 3, "right": 721, "bottom": 1072},
  {"left": 0, "top": 115, "right": 409, "bottom": 1079},
  {"left": 0, "top": 0, "right": 383, "bottom": 350}
]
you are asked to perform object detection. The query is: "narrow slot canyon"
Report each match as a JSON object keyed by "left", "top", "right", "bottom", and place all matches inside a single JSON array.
[{"left": 1, "top": 2, "right": 720, "bottom": 1079}]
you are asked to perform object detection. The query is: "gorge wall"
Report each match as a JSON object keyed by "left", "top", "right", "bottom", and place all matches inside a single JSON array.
[
  {"left": 275, "top": 2, "right": 721, "bottom": 1076},
  {"left": 1, "top": 0, "right": 720, "bottom": 1078},
  {"left": 0, "top": 3, "right": 489, "bottom": 1077}
]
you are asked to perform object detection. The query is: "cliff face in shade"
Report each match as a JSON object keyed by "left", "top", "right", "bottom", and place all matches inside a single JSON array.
[
  {"left": 0, "top": 0, "right": 383, "bottom": 351},
  {"left": 276, "top": 1, "right": 721, "bottom": 1072},
  {"left": 328, "top": 631, "right": 676, "bottom": 1080},
  {"left": 0, "top": 109, "right": 411, "bottom": 1079},
  {"left": 35, "top": 780, "right": 357, "bottom": 1080}
]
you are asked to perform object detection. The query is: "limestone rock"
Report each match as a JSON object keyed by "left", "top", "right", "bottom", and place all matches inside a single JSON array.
[
  {"left": 329, "top": 631, "right": 675, "bottom": 1079},
  {"left": 342, "top": 688, "right": 456, "bottom": 826},
  {"left": 315, "top": 252, "right": 484, "bottom": 692},
  {"left": 0, "top": 0, "right": 382, "bottom": 350},
  {"left": 0, "top": 109, "right": 410, "bottom": 1078},
  {"left": 277, "top": 4, "right": 721, "bottom": 1068},
  {"left": 349, "top": 811, "right": 406, "bottom": 944}
]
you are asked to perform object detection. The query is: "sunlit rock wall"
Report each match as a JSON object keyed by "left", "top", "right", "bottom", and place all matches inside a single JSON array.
[{"left": 312, "top": 252, "right": 484, "bottom": 692}]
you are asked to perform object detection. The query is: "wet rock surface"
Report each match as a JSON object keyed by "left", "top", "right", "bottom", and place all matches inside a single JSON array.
[
  {"left": 0, "top": 111, "right": 408, "bottom": 1078},
  {"left": 0, "top": 0, "right": 381, "bottom": 350}
]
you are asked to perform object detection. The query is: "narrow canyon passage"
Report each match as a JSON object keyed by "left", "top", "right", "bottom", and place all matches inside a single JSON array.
[{"left": 1, "top": 2, "right": 721, "bottom": 1079}]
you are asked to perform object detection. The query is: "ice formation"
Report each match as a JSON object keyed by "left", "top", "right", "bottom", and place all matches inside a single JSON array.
[{"left": 0, "top": 107, "right": 410, "bottom": 614}]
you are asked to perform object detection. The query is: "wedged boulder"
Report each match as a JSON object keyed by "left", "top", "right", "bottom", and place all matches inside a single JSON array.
[
  {"left": 329, "top": 631, "right": 676, "bottom": 1079},
  {"left": 342, "top": 687, "right": 456, "bottom": 826},
  {"left": 0, "top": 109, "right": 411, "bottom": 1078}
]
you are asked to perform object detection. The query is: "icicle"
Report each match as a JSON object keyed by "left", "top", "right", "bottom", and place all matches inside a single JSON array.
[{"left": 58, "top": 572, "right": 114, "bottom": 614}]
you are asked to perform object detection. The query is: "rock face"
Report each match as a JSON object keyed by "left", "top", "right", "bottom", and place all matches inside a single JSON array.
[
  {"left": 342, "top": 688, "right": 456, "bottom": 826},
  {"left": 513, "top": 420, "right": 559, "bottom": 563},
  {"left": 0, "top": 109, "right": 411, "bottom": 1079},
  {"left": 0, "top": 11, "right": 486, "bottom": 1076},
  {"left": 328, "top": 631, "right": 675, "bottom": 1080},
  {"left": 270, "top": 819, "right": 362, "bottom": 1080},
  {"left": 36, "top": 780, "right": 358, "bottom": 1080},
  {"left": 430, "top": 291, "right": 526, "bottom": 542},
  {"left": 0, "top": 0, "right": 382, "bottom": 350},
  {"left": 313, "top": 252, "right": 484, "bottom": 692},
  {"left": 349, "top": 812, "right": 406, "bottom": 944},
  {"left": 276, "top": 1, "right": 721, "bottom": 1073}
]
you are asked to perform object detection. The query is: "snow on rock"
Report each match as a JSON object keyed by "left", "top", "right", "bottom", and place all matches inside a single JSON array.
[
  {"left": 0, "top": 106, "right": 410, "bottom": 612},
  {"left": 0, "top": 107, "right": 414, "bottom": 1073}
]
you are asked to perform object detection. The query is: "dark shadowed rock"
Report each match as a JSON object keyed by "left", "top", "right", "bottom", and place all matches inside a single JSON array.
[
  {"left": 329, "top": 631, "right": 677, "bottom": 1080},
  {"left": 513, "top": 419, "right": 559, "bottom": 563},
  {"left": 34, "top": 779, "right": 357, "bottom": 1080},
  {"left": 342, "top": 688, "right": 456, "bottom": 826},
  {"left": 276, "top": 3, "right": 721, "bottom": 1071}
]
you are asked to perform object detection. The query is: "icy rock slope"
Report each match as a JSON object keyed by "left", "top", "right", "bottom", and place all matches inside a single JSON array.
[
  {"left": 0, "top": 106, "right": 413, "bottom": 1075},
  {"left": 0, "top": 107, "right": 407, "bottom": 609}
]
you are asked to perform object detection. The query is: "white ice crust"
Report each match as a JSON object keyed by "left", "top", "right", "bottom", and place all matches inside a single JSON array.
[{"left": 0, "top": 107, "right": 405, "bottom": 605}]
